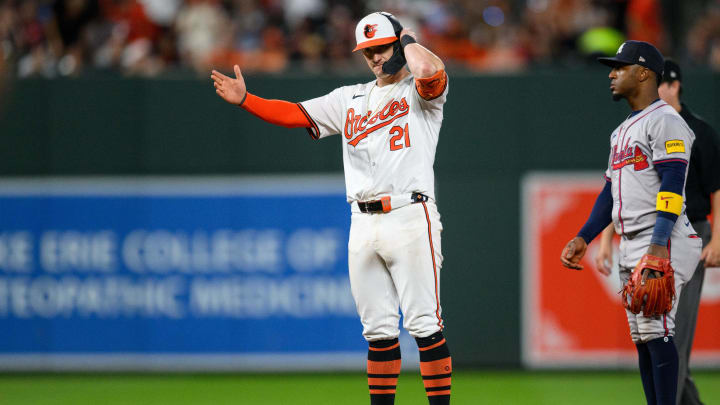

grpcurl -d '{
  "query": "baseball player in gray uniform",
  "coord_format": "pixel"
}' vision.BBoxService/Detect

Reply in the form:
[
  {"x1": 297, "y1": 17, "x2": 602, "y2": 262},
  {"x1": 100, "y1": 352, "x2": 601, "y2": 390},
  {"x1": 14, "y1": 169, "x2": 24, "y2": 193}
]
[
  {"x1": 560, "y1": 41, "x2": 702, "y2": 405},
  {"x1": 594, "y1": 59, "x2": 720, "y2": 405},
  {"x1": 211, "y1": 11, "x2": 452, "y2": 405}
]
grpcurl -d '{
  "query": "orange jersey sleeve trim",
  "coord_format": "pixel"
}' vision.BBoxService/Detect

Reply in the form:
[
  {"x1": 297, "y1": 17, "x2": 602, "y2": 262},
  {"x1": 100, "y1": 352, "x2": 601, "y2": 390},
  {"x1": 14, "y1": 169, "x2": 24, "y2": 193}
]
[
  {"x1": 415, "y1": 69, "x2": 447, "y2": 101},
  {"x1": 241, "y1": 93, "x2": 313, "y2": 129}
]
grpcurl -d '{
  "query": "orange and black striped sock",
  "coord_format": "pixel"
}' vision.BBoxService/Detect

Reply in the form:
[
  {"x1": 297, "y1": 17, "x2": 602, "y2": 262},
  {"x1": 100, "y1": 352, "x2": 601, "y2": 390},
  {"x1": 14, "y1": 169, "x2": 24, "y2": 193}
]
[
  {"x1": 416, "y1": 332, "x2": 451, "y2": 405},
  {"x1": 367, "y1": 338, "x2": 401, "y2": 405}
]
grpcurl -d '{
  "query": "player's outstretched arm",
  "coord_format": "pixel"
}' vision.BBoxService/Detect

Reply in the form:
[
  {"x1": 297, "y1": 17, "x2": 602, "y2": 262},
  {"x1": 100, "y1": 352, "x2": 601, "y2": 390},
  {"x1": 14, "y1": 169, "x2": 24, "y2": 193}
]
[
  {"x1": 210, "y1": 65, "x2": 313, "y2": 130},
  {"x1": 400, "y1": 28, "x2": 444, "y2": 78},
  {"x1": 212, "y1": 65, "x2": 247, "y2": 106},
  {"x1": 561, "y1": 237, "x2": 588, "y2": 270}
]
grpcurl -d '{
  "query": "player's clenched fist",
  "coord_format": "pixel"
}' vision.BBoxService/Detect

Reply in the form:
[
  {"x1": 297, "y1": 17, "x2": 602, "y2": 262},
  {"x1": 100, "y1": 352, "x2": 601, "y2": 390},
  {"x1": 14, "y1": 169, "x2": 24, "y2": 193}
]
[
  {"x1": 701, "y1": 238, "x2": 720, "y2": 267},
  {"x1": 399, "y1": 28, "x2": 417, "y2": 42},
  {"x1": 560, "y1": 236, "x2": 587, "y2": 270},
  {"x1": 211, "y1": 65, "x2": 247, "y2": 106}
]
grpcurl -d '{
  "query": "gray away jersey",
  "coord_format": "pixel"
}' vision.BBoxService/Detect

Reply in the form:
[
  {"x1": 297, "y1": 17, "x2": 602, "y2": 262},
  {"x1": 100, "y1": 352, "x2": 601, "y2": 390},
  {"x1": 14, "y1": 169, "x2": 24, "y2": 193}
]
[{"x1": 604, "y1": 100, "x2": 695, "y2": 235}]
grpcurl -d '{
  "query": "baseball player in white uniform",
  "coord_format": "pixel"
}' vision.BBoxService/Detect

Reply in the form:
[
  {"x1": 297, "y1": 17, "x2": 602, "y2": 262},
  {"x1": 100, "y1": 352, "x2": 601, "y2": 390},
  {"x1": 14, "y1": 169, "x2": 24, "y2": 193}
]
[
  {"x1": 560, "y1": 41, "x2": 702, "y2": 405},
  {"x1": 211, "y1": 12, "x2": 451, "y2": 405}
]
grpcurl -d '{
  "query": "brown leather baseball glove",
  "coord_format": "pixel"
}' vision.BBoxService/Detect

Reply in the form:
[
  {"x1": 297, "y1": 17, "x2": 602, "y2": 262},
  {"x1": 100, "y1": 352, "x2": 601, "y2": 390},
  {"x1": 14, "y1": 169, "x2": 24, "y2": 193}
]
[{"x1": 622, "y1": 254, "x2": 675, "y2": 316}]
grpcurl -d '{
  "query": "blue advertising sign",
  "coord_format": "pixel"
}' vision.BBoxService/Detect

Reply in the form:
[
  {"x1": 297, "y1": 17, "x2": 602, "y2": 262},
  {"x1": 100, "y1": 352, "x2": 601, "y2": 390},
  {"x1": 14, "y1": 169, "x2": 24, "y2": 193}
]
[{"x1": 0, "y1": 176, "x2": 380, "y2": 371}]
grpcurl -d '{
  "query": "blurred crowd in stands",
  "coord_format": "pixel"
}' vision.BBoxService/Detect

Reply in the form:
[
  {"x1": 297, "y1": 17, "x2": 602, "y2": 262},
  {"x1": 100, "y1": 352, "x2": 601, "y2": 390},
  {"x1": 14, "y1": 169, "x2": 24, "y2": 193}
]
[{"x1": 1, "y1": 0, "x2": 719, "y2": 77}]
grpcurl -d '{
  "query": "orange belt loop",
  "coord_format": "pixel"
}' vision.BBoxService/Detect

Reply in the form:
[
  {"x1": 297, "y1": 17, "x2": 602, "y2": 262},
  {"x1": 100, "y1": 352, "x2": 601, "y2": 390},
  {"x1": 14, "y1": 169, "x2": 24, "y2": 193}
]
[{"x1": 380, "y1": 196, "x2": 392, "y2": 213}]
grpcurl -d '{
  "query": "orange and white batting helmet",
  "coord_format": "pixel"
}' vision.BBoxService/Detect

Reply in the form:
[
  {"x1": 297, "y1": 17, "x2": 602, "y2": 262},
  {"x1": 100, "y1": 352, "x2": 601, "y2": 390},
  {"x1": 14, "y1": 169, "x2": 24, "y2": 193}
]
[{"x1": 353, "y1": 12, "x2": 403, "y2": 52}]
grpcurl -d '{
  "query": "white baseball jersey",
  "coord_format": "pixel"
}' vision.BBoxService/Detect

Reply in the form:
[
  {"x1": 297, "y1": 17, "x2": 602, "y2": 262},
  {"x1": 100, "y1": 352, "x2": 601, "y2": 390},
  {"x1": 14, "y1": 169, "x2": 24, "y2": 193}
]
[
  {"x1": 298, "y1": 74, "x2": 448, "y2": 202},
  {"x1": 604, "y1": 100, "x2": 695, "y2": 235},
  {"x1": 297, "y1": 73, "x2": 449, "y2": 341}
]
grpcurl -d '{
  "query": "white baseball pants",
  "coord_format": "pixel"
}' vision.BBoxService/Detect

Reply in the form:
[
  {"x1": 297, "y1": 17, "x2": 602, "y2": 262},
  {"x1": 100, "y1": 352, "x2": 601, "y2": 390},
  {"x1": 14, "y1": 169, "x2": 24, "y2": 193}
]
[{"x1": 348, "y1": 200, "x2": 444, "y2": 341}]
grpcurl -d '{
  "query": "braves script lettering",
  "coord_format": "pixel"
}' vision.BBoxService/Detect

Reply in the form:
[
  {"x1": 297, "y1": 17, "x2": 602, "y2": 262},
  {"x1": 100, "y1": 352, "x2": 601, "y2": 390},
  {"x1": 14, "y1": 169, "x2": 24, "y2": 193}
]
[{"x1": 611, "y1": 144, "x2": 649, "y2": 171}]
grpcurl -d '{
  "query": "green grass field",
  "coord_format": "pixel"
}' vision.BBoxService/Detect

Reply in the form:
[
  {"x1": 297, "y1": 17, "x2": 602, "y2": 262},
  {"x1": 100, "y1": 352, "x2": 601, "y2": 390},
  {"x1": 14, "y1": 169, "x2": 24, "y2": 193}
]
[{"x1": 1, "y1": 370, "x2": 719, "y2": 404}]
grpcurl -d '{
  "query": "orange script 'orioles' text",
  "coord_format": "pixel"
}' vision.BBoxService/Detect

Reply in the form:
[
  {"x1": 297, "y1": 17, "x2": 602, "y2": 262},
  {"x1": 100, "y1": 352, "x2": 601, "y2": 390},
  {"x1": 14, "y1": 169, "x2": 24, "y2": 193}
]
[{"x1": 345, "y1": 98, "x2": 410, "y2": 147}]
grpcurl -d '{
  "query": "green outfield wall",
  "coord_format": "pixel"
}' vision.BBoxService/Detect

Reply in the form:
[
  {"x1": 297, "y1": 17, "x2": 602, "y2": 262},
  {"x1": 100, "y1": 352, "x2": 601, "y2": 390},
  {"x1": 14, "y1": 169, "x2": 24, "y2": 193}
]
[{"x1": 1, "y1": 71, "x2": 718, "y2": 367}]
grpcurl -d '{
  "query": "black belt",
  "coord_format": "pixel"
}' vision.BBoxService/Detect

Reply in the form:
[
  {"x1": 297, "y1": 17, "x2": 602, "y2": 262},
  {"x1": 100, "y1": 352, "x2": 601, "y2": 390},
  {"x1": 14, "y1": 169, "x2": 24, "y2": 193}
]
[{"x1": 357, "y1": 193, "x2": 429, "y2": 213}]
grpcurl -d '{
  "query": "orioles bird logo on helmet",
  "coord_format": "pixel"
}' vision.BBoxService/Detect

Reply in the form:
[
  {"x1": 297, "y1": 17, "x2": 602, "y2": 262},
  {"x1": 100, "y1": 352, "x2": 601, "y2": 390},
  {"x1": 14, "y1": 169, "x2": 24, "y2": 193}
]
[{"x1": 364, "y1": 24, "x2": 378, "y2": 38}]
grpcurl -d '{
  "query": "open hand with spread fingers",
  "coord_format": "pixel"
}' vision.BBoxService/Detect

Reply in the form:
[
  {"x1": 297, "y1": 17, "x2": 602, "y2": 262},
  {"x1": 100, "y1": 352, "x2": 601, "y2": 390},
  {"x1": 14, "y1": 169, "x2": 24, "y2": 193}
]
[{"x1": 211, "y1": 65, "x2": 247, "y2": 106}]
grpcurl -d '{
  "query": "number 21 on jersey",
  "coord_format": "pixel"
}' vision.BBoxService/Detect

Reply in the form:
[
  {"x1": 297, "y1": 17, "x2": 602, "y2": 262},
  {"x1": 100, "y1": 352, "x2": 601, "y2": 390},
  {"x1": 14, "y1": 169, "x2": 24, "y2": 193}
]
[{"x1": 389, "y1": 124, "x2": 410, "y2": 151}]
